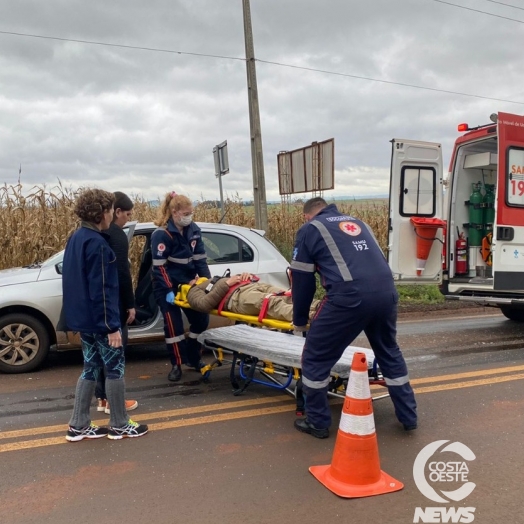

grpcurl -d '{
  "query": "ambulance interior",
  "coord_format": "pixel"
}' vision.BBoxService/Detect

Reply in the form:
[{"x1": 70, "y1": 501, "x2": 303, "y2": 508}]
[{"x1": 447, "y1": 135, "x2": 497, "y2": 285}]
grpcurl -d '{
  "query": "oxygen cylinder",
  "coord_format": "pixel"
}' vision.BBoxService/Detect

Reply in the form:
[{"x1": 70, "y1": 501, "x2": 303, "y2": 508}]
[
  {"x1": 468, "y1": 182, "x2": 483, "y2": 246},
  {"x1": 483, "y1": 184, "x2": 495, "y2": 235}
]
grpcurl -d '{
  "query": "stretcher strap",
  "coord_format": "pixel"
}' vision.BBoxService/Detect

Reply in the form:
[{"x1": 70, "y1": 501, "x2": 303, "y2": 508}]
[
  {"x1": 257, "y1": 290, "x2": 291, "y2": 323},
  {"x1": 216, "y1": 275, "x2": 260, "y2": 314}
]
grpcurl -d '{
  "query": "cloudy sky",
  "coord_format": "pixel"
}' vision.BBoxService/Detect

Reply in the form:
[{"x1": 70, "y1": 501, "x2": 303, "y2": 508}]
[{"x1": 1, "y1": 0, "x2": 523, "y2": 202}]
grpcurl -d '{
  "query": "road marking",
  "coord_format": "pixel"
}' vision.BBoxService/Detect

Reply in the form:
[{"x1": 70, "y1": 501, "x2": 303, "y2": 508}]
[
  {"x1": 414, "y1": 372, "x2": 524, "y2": 394},
  {"x1": 410, "y1": 363, "x2": 524, "y2": 385},
  {"x1": 3, "y1": 363, "x2": 524, "y2": 454},
  {"x1": 0, "y1": 404, "x2": 294, "y2": 454},
  {"x1": 0, "y1": 395, "x2": 290, "y2": 440}
]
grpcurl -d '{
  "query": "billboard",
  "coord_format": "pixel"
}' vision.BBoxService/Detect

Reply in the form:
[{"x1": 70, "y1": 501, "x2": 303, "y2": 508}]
[{"x1": 277, "y1": 138, "x2": 334, "y2": 195}]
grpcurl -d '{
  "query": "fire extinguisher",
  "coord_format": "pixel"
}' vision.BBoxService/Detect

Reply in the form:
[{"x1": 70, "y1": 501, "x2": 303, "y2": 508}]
[{"x1": 455, "y1": 228, "x2": 468, "y2": 276}]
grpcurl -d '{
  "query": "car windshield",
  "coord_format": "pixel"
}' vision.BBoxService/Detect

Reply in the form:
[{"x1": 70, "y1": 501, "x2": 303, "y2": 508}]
[{"x1": 41, "y1": 250, "x2": 64, "y2": 268}]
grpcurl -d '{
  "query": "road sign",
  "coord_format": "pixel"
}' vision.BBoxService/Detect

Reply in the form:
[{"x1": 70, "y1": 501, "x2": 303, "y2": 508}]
[{"x1": 213, "y1": 140, "x2": 229, "y2": 177}]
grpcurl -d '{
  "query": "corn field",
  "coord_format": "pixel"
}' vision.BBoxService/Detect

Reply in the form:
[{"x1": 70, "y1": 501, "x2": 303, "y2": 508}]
[{"x1": 0, "y1": 183, "x2": 389, "y2": 271}]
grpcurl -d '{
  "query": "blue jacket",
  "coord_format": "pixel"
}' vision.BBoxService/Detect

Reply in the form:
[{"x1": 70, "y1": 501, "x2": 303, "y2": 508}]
[
  {"x1": 290, "y1": 204, "x2": 395, "y2": 326},
  {"x1": 62, "y1": 223, "x2": 121, "y2": 334},
  {"x1": 151, "y1": 218, "x2": 211, "y2": 295}
]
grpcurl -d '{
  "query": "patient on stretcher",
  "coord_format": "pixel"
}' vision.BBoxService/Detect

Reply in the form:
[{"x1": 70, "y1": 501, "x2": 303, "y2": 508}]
[{"x1": 185, "y1": 273, "x2": 320, "y2": 323}]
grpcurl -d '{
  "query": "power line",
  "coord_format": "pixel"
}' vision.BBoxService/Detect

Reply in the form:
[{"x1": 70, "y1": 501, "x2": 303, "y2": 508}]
[
  {"x1": 1, "y1": 28, "x2": 523, "y2": 105},
  {"x1": 256, "y1": 59, "x2": 524, "y2": 105},
  {"x1": 483, "y1": 0, "x2": 524, "y2": 12},
  {"x1": 0, "y1": 30, "x2": 246, "y2": 62},
  {"x1": 427, "y1": 0, "x2": 524, "y2": 23}
]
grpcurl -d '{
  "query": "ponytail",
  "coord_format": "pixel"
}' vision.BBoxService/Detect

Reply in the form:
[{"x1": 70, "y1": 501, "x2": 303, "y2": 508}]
[{"x1": 154, "y1": 191, "x2": 192, "y2": 227}]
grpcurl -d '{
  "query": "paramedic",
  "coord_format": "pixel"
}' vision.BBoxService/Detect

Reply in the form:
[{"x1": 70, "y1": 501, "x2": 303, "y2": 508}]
[
  {"x1": 290, "y1": 197, "x2": 417, "y2": 439},
  {"x1": 186, "y1": 273, "x2": 320, "y2": 322},
  {"x1": 62, "y1": 188, "x2": 148, "y2": 441},
  {"x1": 151, "y1": 191, "x2": 211, "y2": 382}
]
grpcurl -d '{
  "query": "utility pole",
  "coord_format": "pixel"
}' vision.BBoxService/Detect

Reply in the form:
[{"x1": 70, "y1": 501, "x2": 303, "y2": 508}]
[{"x1": 242, "y1": 0, "x2": 268, "y2": 231}]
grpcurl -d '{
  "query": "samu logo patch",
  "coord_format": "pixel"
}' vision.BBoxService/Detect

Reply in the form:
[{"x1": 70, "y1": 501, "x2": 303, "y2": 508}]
[{"x1": 339, "y1": 222, "x2": 361, "y2": 236}]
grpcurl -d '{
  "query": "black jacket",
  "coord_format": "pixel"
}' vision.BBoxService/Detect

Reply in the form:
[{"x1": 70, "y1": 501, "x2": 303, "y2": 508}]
[{"x1": 106, "y1": 222, "x2": 135, "y2": 325}]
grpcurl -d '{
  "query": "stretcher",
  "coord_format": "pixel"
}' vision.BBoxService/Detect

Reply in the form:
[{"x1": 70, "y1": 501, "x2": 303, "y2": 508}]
[{"x1": 175, "y1": 285, "x2": 389, "y2": 413}]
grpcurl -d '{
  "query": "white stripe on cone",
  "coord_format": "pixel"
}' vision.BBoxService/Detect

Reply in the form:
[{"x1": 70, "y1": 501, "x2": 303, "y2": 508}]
[
  {"x1": 339, "y1": 412, "x2": 375, "y2": 436},
  {"x1": 346, "y1": 370, "x2": 371, "y2": 399}
]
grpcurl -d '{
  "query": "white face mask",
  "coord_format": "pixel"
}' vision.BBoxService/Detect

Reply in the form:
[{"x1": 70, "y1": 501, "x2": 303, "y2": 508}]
[{"x1": 177, "y1": 214, "x2": 193, "y2": 227}]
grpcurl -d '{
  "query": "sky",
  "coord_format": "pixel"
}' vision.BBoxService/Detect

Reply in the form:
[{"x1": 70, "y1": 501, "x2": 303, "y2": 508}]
[{"x1": 1, "y1": 0, "x2": 524, "y2": 203}]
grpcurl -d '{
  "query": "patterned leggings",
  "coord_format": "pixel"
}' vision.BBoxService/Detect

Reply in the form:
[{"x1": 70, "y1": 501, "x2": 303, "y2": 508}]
[{"x1": 80, "y1": 332, "x2": 125, "y2": 381}]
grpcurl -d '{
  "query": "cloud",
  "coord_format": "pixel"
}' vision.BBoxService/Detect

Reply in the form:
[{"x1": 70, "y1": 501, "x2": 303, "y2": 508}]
[{"x1": 0, "y1": 0, "x2": 523, "y2": 202}]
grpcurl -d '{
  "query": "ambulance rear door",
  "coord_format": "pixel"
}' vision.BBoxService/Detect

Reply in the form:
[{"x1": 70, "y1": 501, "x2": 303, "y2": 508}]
[
  {"x1": 492, "y1": 112, "x2": 524, "y2": 291},
  {"x1": 388, "y1": 139, "x2": 444, "y2": 283}
]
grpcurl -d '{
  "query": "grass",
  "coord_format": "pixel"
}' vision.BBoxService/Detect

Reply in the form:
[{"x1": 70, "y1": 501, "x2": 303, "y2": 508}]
[{"x1": 396, "y1": 284, "x2": 445, "y2": 303}]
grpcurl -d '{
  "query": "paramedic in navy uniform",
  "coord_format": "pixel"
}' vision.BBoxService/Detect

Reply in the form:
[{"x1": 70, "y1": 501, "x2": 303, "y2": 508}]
[
  {"x1": 151, "y1": 191, "x2": 211, "y2": 382},
  {"x1": 290, "y1": 197, "x2": 417, "y2": 439}
]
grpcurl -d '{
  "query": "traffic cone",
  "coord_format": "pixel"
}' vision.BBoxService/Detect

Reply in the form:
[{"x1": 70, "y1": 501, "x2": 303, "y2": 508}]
[
  {"x1": 410, "y1": 217, "x2": 446, "y2": 276},
  {"x1": 309, "y1": 352, "x2": 403, "y2": 498}
]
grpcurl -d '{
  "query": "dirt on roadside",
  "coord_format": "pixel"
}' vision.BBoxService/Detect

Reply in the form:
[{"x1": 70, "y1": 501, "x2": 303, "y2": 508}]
[{"x1": 397, "y1": 301, "x2": 501, "y2": 320}]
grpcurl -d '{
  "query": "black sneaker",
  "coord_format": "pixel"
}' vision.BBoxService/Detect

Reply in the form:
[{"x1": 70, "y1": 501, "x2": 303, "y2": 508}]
[
  {"x1": 66, "y1": 424, "x2": 109, "y2": 442},
  {"x1": 294, "y1": 418, "x2": 329, "y2": 439},
  {"x1": 403, "y1": 423, "x2": 418, "y2": 431},
  {"x1": 108, "y1": 419, "x2": 149, "y2": 440},
  {"x1": 168, "y1": 365, "x2": 182, "y2": 382}
]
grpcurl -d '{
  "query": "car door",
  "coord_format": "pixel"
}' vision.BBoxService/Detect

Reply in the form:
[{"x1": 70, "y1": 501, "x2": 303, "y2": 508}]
[{"x1": 388, "y1": 139, "x2": 444, "y2": 283}]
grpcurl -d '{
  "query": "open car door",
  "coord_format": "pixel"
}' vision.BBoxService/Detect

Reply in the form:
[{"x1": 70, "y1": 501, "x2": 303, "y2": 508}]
[
  {"x1": 492, "y1": 112, "x2": 524, "y2": 291},
  {"x1": 388, "y1": 139, "x2": 444, "y2": 283},
  {"x1": 123, "y1": 220, "x2": 138, "y2": 242}
]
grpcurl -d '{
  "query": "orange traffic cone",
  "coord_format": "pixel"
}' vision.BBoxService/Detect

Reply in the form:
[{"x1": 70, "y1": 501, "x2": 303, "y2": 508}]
[
  {"x1": 309, "y1": 352, "x2": 403, "y2": 498},
  {"x1": 410, "y1": 217, "x2": 446, "y2": 276}
]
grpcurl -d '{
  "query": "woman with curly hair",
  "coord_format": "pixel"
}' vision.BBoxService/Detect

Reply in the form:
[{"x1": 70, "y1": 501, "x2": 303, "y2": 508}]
[
  {"x1": 151, "y1": 191, "x2": 211, "y2": 382},
  {"x1": 62, "y1": 188, "x2": 148, "y2": 441}
]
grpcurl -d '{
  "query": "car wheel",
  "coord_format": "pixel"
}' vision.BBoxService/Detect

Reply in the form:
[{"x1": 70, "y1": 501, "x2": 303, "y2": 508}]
[
  {"x1": 499, "y1": 306, "x2": 524, "y2": 322},
  {"x1": 0, "y1": 313, "x2": 50, "y2": 373}
]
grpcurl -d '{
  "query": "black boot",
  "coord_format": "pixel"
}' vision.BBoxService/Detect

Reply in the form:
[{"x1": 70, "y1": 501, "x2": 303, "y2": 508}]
[
  {"x1": 294, "y1": 418, "x2": 329, "y2": 439},
  {"x1": 168, "y1": 365, "x2": 182, "y2": 382}
]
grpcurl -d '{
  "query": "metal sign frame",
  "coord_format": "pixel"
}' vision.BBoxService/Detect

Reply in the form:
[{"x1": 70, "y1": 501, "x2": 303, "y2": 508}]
[{"x1": 277, "y1": 138, "x2": 335, "y2": 195}]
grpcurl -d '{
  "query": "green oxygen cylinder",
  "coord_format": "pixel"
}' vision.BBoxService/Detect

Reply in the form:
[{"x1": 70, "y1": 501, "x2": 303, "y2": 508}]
[
  {"x1": 483, "y1": 184, "x2": 495, "y2": 235},
  {"x1": 469, "y1": 182, "x2": 483, "y2": 246}
]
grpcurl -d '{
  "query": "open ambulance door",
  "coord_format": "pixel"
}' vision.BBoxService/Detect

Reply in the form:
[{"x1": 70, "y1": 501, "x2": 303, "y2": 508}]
[
  {"x1": 492, "y1": 112, "x2": 524, "y2": 291},
  {"x1": 388, "y1": 139, "x2": 444, "y2": 283}
]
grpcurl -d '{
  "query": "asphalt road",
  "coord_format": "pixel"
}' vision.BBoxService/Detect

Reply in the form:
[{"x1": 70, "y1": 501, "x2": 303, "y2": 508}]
[{"x1": 1, "y1": 309, "x2": 523, "y2": 524}]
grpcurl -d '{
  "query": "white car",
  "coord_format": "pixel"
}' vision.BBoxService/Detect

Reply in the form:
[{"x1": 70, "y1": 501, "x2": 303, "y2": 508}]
[{"x1": 0, "y1": 222, "x2": 290, "y2": 374}]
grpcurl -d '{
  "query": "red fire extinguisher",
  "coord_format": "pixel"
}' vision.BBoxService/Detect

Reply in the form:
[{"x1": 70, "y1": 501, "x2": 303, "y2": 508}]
[{"x1": 455, "y1": 229, "x2": 468, "y2": 276}]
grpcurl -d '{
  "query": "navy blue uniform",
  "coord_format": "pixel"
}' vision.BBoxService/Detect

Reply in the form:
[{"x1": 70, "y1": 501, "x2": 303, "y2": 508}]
[
  {"x1": 151, "y1": 218, "x2": 211, "y2": 367},
  {"x1": 291, "y1": 204, "x2": 417, "y2": 429}
]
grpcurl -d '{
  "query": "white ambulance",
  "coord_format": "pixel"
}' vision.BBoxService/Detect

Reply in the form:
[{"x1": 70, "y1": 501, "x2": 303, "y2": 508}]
[{"x1": 388, "y1": 112, "x2": 524, "y2": 321}]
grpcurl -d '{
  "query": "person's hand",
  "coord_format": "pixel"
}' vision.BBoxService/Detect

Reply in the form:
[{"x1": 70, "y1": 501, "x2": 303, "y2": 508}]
[
  {"x1": 226, "y1": 273, "x2": 252, "y2": 286},
  {"x1": 292, "y1": 325, "x2": 308, "y2": 337},
  {"x1": 108, "y1": 331, "x2": 122, "y2": 348},
  {"x1": 166, "y1": 291, "x2": 175, "y2": 303},
  {"x1": 226, "y1": 274, "x2": 242, "y2": 286},
  {"x1": 126, "y1": 308, "x2": 136, "y2": 324}
]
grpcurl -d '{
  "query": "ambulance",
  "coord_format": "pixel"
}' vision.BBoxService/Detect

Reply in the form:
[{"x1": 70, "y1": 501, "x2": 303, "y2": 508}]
[{"x1": 388, "y1": 112, "x2": 524, "y2": 321}]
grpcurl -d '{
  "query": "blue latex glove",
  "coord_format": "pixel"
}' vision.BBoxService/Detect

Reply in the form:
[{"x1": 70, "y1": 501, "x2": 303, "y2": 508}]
[{"x1": 166, "y1": 291, "x2": 175, "y2": 304}]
